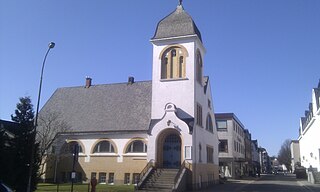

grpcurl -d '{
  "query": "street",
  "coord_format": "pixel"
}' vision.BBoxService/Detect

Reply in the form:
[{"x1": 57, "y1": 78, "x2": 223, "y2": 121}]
[{"x1": 200, "y1": 174, "x2": 320, "y2": 192}]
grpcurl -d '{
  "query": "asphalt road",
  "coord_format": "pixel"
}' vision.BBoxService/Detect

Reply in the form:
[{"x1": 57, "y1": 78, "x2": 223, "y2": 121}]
[{"x1": 197, "y1": 174, "x2": 320, "y2": 192}]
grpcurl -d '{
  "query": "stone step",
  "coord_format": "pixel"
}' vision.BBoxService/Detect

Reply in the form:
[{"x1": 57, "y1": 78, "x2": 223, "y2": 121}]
[
  {"x1": 140, "y1": 186, "x2": 173, "y2": 190},
  {"x1": 137, "y1": 168, "x2": 179, "y2": 191},
  {"x1": 146, "y1": 179, "x2": 174, "y2": 183},
  {"x1": 146, "y1": 183, "x2": 172, "y2": 185},
  {"x1": 139, "y1": 189, "x2": 171, "y2": 192}
]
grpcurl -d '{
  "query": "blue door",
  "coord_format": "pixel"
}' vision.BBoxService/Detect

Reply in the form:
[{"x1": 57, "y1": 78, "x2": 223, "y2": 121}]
[{"x1": 163, "y1": 134, "x2": 181, "y2": 168}]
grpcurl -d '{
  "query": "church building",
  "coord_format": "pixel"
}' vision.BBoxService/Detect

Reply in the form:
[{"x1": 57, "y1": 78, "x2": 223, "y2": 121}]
[{"x1": 40, "y1": 2, "x2": 220, "y2": 190}]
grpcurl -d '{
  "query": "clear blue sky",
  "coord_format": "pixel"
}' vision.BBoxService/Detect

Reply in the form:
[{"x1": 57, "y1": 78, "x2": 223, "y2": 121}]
[{"x1": 1, "y1": 0, "x2": 320, "y2": 156}]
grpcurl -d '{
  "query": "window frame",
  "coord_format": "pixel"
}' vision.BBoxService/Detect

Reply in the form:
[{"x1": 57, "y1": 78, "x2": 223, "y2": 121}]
[
  {"x1": 196, "y1": 50, "x2": 203, "y2": 85},
  {"x1": 160, "y1": 45, "x2": 188, "y2": 80},
  {"x1": 99, "y1": 172, "x2": 107, "y2": 183},
  {"x1": 124, "y1": 173, "x2": 130, "y2": 184},
  {"x1": 206, "y1": 114, "x2": 214, "y2": 132},
  {"x1": 93, "y1": 140, "x2": 115, "y2": 153},
  {"x1": 206, "y1": 146, "x2": 214, "y2": 163},
  {"x1": 132, "y1": 173, "x2": 140, "y2": 184},
  {"x1": 125, "y1": 140, "x2": 147, "y2": 153},
  {"x1": 219, "y1": 139, "x2": 228, "y2": 153},
  {"x1": 196, "y1": 103, "x2": 203, "y2": 127},
  {"x1": 108, "y1": 172, "x2": 114, "y2": 184},
  {"x1": 216, "y1": 120, "x2": 228, "y2": 132}
]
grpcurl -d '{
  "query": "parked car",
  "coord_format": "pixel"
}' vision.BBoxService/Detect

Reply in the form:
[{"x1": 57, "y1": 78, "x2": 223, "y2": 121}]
[{"x1": 0, "y1": 182, "x2": 13, "y2": 192}]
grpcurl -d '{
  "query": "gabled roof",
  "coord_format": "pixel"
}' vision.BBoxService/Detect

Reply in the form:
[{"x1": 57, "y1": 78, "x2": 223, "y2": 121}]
[
  {"x1": 0, "y1": 119, "x2": 21, "y2": 137},
  {"x1": 40, "y1": 81, "x2": 152, "y2": 132},
  {"x1": 152, "y1": 5, "x2": 202, "y2": 42}
]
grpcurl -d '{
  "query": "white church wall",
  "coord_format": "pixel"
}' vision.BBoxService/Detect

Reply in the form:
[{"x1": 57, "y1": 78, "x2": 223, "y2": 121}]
[{"x1": 299, "y1": 109, "x2": 320, "y2": 171}]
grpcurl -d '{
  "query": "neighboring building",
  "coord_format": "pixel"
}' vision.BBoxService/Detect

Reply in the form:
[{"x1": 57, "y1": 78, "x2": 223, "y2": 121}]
[
  {"x1": 0, "y1": 119, "x2": 21, "y2": 186},
  {"x1": 40, "y1": 2, "x2": 220, "y2": 190},
  {"x1": 298, "y1": 80, "x2": 320, "y2": 171},
  {"x1": 270, "y1": 157, "x2": 280, "y2": 173},
  {"x1": 258, "y1": 147, "x2": 271, "y2": 174},
  {"x1": 0, "y1": 119, "x2": 20, "y2": 141},
  {"x1": 290, "y1": 140, "x2": 300, "y2": 172},
  {"x1": 251, "y1": 140, "x2": 260, "y2": 175},
  {"x1": 244, "y1": 129, "x2": 253, "y2": 176},
  {"x1": 215, "y1": 113, "x2": 247, "y2": 178}
]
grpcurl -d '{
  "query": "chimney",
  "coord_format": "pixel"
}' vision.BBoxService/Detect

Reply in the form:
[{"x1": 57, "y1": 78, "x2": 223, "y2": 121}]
[
  {"x1": 85, "y1": 76, "x2": 92, "y2": 88},
  {"x1": 128, "y1": 76, "x2": 134, "y2": 85}
]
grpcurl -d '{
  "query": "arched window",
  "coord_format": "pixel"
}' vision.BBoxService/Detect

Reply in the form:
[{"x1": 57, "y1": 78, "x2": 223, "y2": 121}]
[
  {"x1": 206, "y1": 114, "x2": 213, "y2": 132},
  {"x1": 161, "y1": 46, "x2": 187, "y2": 79},
  {"x1": 126, "y1": 140, "x2": 147, "y2": 153},
  {"x1": 196, "y1": 50, "x2": 203, "y2": 85},
  {"x1": 93, "y1": 140, "x2": 115, "y2": 153},
  {"x1": 60, "y1": 141, "x2": 83, "y2": 154}
]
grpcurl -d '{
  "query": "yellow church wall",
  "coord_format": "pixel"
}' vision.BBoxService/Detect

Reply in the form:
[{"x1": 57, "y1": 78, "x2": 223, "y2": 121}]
[{"x1": 55, "y1": 155, "x2": 147, "y2": 185}]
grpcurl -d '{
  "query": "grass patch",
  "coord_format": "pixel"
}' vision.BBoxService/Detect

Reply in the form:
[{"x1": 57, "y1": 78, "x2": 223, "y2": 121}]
[{"x1": 36, "y1": 183, "x2": 135, "y2": 192}]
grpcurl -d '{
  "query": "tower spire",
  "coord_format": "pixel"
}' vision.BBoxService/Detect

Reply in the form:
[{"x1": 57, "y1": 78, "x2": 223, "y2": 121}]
[{"x1": 179, "y1": 0, "x2": 182, "y2": 6}]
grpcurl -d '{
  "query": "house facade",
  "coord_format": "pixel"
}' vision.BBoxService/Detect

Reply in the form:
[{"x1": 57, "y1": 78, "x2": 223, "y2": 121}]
[
  {"x1": 290, "y1": 140, "x2": 300, "y2": 172},
  {"x1": 40, "y1": 3, "x2": 219, "y2": 190},
  {"x1": 215, "y1": 113, "x2": 247, "y2": 178},
  {"x1": 298, "y1": 81, "x2": 320, "y2": 171},
  {"x1": 251, "y1": 139, "x2": 260, "y2": 175},
  {"x1": 258, "y1": 147, "x2": 271, "y2": 174},
  {"x1": 244, "y1": 129, "x2": 253, "y2": 176}
]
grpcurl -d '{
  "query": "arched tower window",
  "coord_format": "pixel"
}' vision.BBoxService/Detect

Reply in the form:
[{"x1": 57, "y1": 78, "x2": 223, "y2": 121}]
[
  {"x1": 161, "y1": 46, "x2": 187, "y2": 79},
  {"x1": 196, "y1": 50, "x2": 203, "y2": 85},
  {"x1": 93, "y1": 140, "x2": 115, "y2": 153}
]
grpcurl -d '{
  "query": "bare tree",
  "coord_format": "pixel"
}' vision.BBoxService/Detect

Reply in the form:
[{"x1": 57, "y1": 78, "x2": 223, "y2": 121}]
[
  {"x1": 277, "y1": 139, "x2": 292, "y2": 171},
  {"x1": 36, "y1": 110, "x2": 71, "y2": 179}
]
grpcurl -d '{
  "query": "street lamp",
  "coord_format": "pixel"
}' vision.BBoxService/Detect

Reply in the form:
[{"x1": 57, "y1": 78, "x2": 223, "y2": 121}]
[{"x1": 27, "y1": 42, "x2": 55, "y2": 192}]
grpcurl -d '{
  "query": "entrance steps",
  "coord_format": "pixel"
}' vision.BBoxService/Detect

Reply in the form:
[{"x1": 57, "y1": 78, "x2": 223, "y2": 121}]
[{"x1": 138, "y1": 168, "x2": 179, "y2": 191}]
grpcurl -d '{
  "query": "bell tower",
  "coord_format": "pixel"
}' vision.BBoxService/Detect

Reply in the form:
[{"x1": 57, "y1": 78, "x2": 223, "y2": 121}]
[
  {"x1": 150, "y1": 2, "x2": 206, "y2": 120},
  {"x1": 148, "y1": 3, "x2": 220, "y2": 188}
]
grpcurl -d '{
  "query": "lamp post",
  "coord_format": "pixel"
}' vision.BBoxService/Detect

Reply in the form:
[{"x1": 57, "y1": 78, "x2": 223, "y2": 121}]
[{"x1": 27, "y1": 42, "x2": 55, "y2": 192}]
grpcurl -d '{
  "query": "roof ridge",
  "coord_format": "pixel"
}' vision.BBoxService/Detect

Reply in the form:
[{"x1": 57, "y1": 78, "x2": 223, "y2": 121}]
[{"x1": 56, "y1": 80, "x2": 152, "y2": 90}]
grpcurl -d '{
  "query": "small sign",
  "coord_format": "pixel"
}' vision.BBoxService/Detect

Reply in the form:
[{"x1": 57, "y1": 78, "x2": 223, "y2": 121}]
[
  {"x1": 185, "y1": 146, "x2": 192, "y2": 159},
  {"x1": 71, "y1": 172, "x2": 76, "y2": 179}
]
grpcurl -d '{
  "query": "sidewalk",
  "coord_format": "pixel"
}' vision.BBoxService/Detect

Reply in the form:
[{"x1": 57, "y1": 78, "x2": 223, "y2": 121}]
[
  {"x1": 192, "y1": 174, "x2": 320, "y2": 192},
  {"x1": 191, "y1": 175, "x2": 261, "y2": 192},
  {"x1": 297, "y1": 179, "x2": 320, "y2": 192}
]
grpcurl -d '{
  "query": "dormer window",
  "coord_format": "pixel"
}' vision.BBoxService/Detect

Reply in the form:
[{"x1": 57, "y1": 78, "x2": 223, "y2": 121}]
[{"x1": 161, "y1": 46, "x2": 188, "y2": 80}]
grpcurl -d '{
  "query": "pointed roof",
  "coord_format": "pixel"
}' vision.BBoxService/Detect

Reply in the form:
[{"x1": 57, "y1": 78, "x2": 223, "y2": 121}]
[{"x1": 152, "y1": 4, "x2": 202, "y2": 42}]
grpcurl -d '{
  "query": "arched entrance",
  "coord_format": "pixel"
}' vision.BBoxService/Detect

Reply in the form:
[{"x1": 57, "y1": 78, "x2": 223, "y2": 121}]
[{"x1": 162, "y1": 134, "x2": 181, "y2": 168}]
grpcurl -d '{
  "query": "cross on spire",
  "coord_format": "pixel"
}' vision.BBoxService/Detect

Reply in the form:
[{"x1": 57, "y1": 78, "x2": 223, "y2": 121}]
[{"x1": 179, "y1": 0, "x2": 183, "y2": 6}]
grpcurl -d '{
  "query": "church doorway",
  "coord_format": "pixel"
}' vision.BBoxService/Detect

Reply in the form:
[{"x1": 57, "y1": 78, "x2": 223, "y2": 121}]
[{"x1": 162, "y1": 134, "x2": 181, "y2": 168}]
